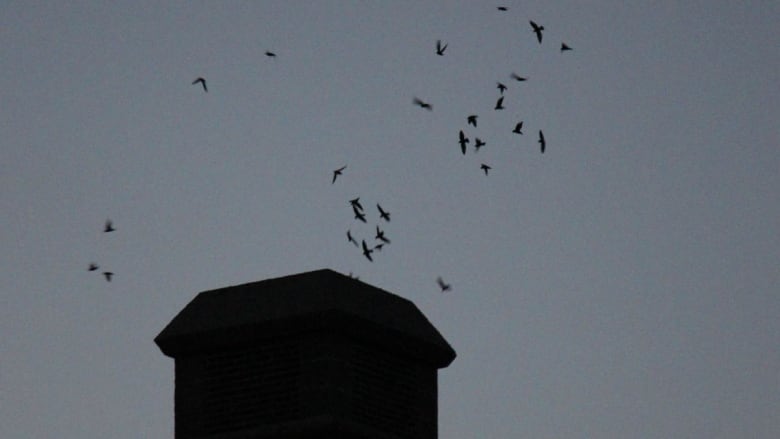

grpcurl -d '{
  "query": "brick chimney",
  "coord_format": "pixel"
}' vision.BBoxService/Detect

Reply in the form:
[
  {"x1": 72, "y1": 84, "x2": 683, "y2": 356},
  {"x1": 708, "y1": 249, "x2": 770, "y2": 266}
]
[{"x1": 155, "y1": 269, "x2": 456, "y2": 439}]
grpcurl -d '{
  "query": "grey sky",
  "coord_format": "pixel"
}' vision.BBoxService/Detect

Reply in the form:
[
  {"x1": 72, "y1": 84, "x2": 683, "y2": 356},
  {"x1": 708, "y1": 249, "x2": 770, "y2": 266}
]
[{"x1": 2, "y1": 2, "x2": 778, "y2": 438}]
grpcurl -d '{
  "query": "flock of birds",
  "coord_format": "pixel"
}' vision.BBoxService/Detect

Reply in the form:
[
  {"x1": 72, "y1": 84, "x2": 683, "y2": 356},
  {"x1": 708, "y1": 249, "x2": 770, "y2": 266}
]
[{"x1": 89, "y1": 7, "x2": 573, "y2": 293}]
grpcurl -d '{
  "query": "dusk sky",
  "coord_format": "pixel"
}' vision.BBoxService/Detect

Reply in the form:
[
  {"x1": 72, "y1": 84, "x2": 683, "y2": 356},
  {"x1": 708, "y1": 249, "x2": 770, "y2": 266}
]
[{"x1": 2, "y1": 2, "x2": 778, "y2": 438}]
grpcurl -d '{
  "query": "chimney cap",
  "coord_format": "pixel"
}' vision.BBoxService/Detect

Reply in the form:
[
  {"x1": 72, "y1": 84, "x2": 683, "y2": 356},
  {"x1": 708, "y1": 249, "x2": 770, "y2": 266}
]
[{"x1": 154, "y1": 269, "x2": 455, "y2": 367}]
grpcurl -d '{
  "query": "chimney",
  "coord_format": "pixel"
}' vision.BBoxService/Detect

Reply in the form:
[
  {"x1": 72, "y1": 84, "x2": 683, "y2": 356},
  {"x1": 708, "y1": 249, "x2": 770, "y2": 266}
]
[{"x1": 155, "y1": 269, "x2": 456, "y2": 439}]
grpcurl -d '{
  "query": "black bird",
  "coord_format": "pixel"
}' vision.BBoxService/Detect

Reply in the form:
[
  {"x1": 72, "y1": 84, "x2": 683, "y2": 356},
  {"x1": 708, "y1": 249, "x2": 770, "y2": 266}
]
[
  {"x1": 353, "y1": 208, "x2": 367, "y2": 223},
  {"x1": 332, "y1": 165, "x2": 346, "y2": 184},
  {"x1": 436, "y1": 40, "x2": 447, "y2": 56},
  {"x1": 347, "y1": 230, "x2": 358, "y2": 247},
  {"x1": 474, "y1": 138, "x2": 485, "y2": 152},
  {"x1": 103, "y1": 272, "x2": 114, "y2": 282},
  {"x1": 349, "y1": 197, "x2": 363, "y2": 211},
  {"x1": 104, "y1": 220, "x2": 115, "y2": 233},
  {"x1": 530, "y1": 20, "x2": 544, "y2": 44},
  {"x1": 497, "y1": 6, "x2": 508, "y2": 11},
  {"x1": 494, "y1": 96, "x2": 504, "y2": 110},
  {"x1": 467, "y1": 115, "x2": 478, "y2": 127},
  {"x1": 510, "y1": 72, "x2": 527, "y2": 82},
  {"x1": 436, "y1": 276, "x2": 451, "y2": 292},
  {"x1": 192, "y1": 77, "x2": 207, "y2": 92},
  {"x1": 513, "y1": 121, "x2": 523, "y2": 134},
  {"x1": 88, "y1": 263, "x2": 99, "y2": 272},
  {"x1": 497, "y1": 82, "x2": 508, "y2": 94},
  {"x1": 265, "y1": 51, "x2": 277, "y2": 57},
  {"x1": 377, "y1": 204, "x2": 391, "y2": 222},
  {"x1": 458, "y1": 130, "x2": 470, "y2": 155},
  {"x1": 374, "y1": 243, "x2": 385, "y2": 251},
  {"x1": 375, "y1": 225, "x2": 391, "y2": 244},
  {"x1": 413, "y1": 97, "x2": 433, "y2": 111},
  {"x1": 481, "y1": 163, "x2": 492, "y2": 175},
  {"x1": 561, "y1": 42, "x2": 572, "y2": 52},
  {"x1": 361, "y1": 240, "x2": 374, "y2": 262},
  {"x1": 538, "y1": 130, "x2": 546, "y2": 153}
]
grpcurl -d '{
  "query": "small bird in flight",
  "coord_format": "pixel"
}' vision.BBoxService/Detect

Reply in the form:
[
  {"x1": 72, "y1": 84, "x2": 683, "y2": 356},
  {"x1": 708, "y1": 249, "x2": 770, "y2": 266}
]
[
  {"x1": 494, "y1": 96, "x2": 504, "y2": 110},
  {"x1": 377, "y1": 204, "x2": 391, "y2": 222},
  {"x1": 104, "y1": 220, "x2": 115, "y2": 233},
  {"x1": 103, "y1": 272, "x2": 114, "y2": 282},
  {"x1": 353, "y1": 207, "x2": 367, "y2": 223},
  {"x1": 474, "y1": 138, "x2": 485, "y2": 152},
  {"x1": 467, "y1": 115, "x2": 478, "y2": 127},
  {"x1": 510, "y1": 73, "x2": 527, "y2": 82},
  {"x1": 436, "y1": 40, "x2": 448, "y2": 56},
  {"x1": 88, "y1": 263, "x2": 99, "y2": 272},
  {"x1": 436, "y1": 277, "x2": 451, "y2": 292},
  {"x1": 347, "y1": 230, "x2": 358, "y2": 247},
  {"x1": 192, "y1": 77, "x2": 207, "y2": 92},
  {"x1": 265, "y1": 51, "x2": 277, "y2": 57},
  {"x1": 480, "y1": 163, "x2": 492, "y2": 175},
  {"x1": 497, "y1": 82, "x2": 507, "y2": 94},
  {"x1": 361, "y1": 240, "x2": 374, "y2": 262},
  {"x1": 375, "y1": 226, "x2": 391, "y2": 244},
  {"x1": 373, "y1": 243, "x2": 385, "y2": 251},
  {"x1": 332, "y1": 165, "x2": 346, "y2": 184},
  {"x1": 497, "y1": 6, "x2": 508, "y2": 11},
  {"x1": 538, "y1": 130, "x2": 546, "y2": 153},
  {"x1": 458, "y1": 130, "x2": 470, "y2": 155},
  {"x1": 513, "y1": 121, "x2": 523, "y2": 134},
  {"x1": 560, "y1": 42, "x2": 572, "y2": 52},
  {"x1": 413, "y1": 97, "x2": 433, "y2": 111},
  {"x1": 349, "y1": 197, "x2": 363, "y2": 211},
  {"x1": 530, "y1": 20, "x2": 544, "y2": 44}
]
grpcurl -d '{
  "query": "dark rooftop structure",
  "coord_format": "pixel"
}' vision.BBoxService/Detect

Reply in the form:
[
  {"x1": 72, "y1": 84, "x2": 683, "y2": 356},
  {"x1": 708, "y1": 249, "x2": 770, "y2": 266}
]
[{"x1": 155, "y1": 268, "x2": 456, "y2": 439}]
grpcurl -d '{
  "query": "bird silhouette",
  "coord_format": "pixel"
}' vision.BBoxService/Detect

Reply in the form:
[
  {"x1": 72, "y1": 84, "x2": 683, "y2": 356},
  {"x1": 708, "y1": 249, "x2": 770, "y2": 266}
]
[
  {"x1": 458, "y1": 130, "x2": 470, "y2": 155},
  {"x1": 332, "y1": 165, "x2": 346, "y2": 184},
  {"x1": 413, "y1": 97, "x2": 433, "y2": 111},
  {"x1": 104, "y1": 220, "x2": 115, "y2": 233},
  {"x1": 88, "y1": 263, "x2": 99, "y2": 272},
  {"x1": 377, "y1": 204, "x2": 390, "y2": 222},
  {"x1": 361, "y1": 240, "x2": 374, "y2": 262},
  {"x1": 497, "y1": 82, "x2": 508, "y2": 94},
  {"x1": 265, "y1": 51, "x2": 277, "y2": 57},
  {"x1": 513, "y1": 121, "x2": 524, "y2": 134},
  {"x1": 347, "y1": 230, "x2": 358, "y2": 247},
  {"x1": 373, "y1": 243, "x2": 385, "y2": 251},
  {"x1": 530, "y1": 20, "x2": 544, "y2": 43},
  {"x1": 353, "y1": 207, "x2": 367, "y2": 223},
  {"x1": 436, "y1": 40, "x2": 448, "y2": 56},
  {"x1": 497, "y1": 6, "x2": 508, "y2": 11},
  {"x1": 103, "y1": 272, "x2": 114, "y2": 282},
  {"x1": 561, "y1": 42, "x2": 572, "y2": 52},
  {"x1": 192, "y1": 77, "x2": 207, "y2": 92},
  {"x1": 494, "y1": 96, "x2": 504, "y2": 110},
  {"x1": 467, "y1": 115, "x2": 478, "y2": 127},
  {"x1": 375, "y1": 225, "x2": 391, "y2": 244},
  {"x1": 437, "y1": 277, "x2": 451, "y2": 292},
  {"x1": 474, "y1": 138, "x2": 486, "y2": 152},
  {"x1": 349, "y1": 197, "x2": 363, "y2": 211},
  {"x1": 481, "y1": 163, "x2": 492, "y2": 175},
  {"x1": 538, "y1": 130, "x2": 546, "y2": 153},
  {"x1": 510, "y1": 73, "x2": 527, "y2": 82}
]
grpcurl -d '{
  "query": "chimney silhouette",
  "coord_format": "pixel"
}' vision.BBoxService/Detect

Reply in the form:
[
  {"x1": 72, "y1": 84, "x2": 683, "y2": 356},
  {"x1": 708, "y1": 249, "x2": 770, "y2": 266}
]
[{"x1": 155, "y1": 269, "x2": 456, "y2": 439}]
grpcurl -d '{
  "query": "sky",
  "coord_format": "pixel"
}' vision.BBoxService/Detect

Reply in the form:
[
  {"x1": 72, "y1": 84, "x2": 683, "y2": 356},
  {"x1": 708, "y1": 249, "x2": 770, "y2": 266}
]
[{"x1": 1, "y1": 1, "x2": 779, "y2": 438}]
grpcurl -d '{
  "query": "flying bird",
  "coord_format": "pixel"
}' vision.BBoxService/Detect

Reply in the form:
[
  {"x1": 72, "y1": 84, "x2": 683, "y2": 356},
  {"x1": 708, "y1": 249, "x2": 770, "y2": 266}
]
[
  {"x1": 530, "y1": 20, "x2": 544, "y2": 43},
  {"x1": 510, "y1": 73, "x2": 527, "y2": 82},
  {"x1": 373, "y1": 243, "x2": 385, "y2": 251},
  {"x1": 436, "y1": 277, "x2": 451, "y2": 292},
  {"x1": 102, "y1": 272, "x2": 114, "y2": 282},
  {"x1": 458, "y1": 130, "x2": 470, "y2": 155},
  {"x1": 538, "y1": 130, "x2": 546, "y2": 153},
  {"x1": 377, "y1": 204, "x2": 390, "y2": 222},
  {"x1": 88, "y1": 263, "x2": 99, "y2": 272},
  {"x1": 474, "y1": 138, "x2": 485, "y2": 152},
  {"x1": 332, "y1": 165, "x2": 346, "y2": 184},
  {"x1": 353, "y1": 208, "x2": 367, "y2": 223},
  {"x1": 494, "y1": 96, "x2": 504, "y2": 110},
  {"x1": 436, "y1": 40, "x2": 448, "y2": 56},
  {"x1": 413, "y1": 97, "x2": 433, "y2": 111},
  {"x1": 349, "y1": 197, "x2": 363, "y2": 211},
  {"x1": 347, "y1": 230, "x2": 358, "y2": 247},
  {"x1": 361, "y1": 240, "x2": 374, "y2": 262},
  {"x1": 265, "y1": 51, "x2": 277, "y2": 57},
  {"x1": 497, "y1": 6, "x2": 508, "y2": 11},
  {"x1": 497, "y1": 82, "x2": 507, "y2": 94},
  {"x1": 104, "y1": 220, "x2": 115, "y2": 233},
  {"x1": 480, "y1": 163, "x2": 492, "y2": 175},
  {"x1": 192, "y1": 77, "x2": 207, "y2": 92},
  {"x1": 467, "y1": 115, "x2": 478, "y2": 127},
  {"x1": 561, "y1": 42, "x2": 572, "y2": 52},
  {"x1": 375, "y1": 226, "x2": 391, "y2": 244},
  {"x1": 513, "y1": 121, "x2": 523, "y2": 134}
]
